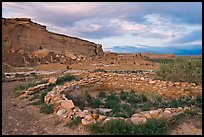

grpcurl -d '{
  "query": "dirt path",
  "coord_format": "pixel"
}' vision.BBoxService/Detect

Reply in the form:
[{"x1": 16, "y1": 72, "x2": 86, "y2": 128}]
[{"x1": 2, "y1": 81, "x2": 89, "y2": 135}]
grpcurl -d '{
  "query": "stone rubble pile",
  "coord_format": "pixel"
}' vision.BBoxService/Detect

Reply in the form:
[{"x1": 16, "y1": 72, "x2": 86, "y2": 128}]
[{"x1": 20, "y1": 73, "x2": 200, "y2": 127}]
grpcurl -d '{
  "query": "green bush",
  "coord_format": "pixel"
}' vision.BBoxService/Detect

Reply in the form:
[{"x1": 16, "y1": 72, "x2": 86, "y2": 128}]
[
  {"x1": 98, "y1": 91, "x2": 106, "y2": 98},
  {"x1": 89, "y1": 118, "x2": 167, "y2": 135},
  {"x1": 155, "y1": 57, "x2": 202, "y2": 84},
  {"x1": 29, "y1": 89, "x2": 50, "y2": 106},
  {"x1": 14, "y1": 82, "x2": 38, "y2": 91},
  {"x1": 56, "y1": 75, "x2": 76, "y2": 85},
  {"x1": 67, "y1": 116, "x2": 82, "y2": 129},
  {"x1": 120, "y1": 91, "x2": 128, "y2": 100},
  {"x1": 104, "y1": 93, "x2": 120, "y2": 109},
  {"x1": 85, "y1": 93, "x2": 101, "y2": 108},
  {"x1": 141, "y1": 102, "x2": 152, "y2": 111},
  {"x1": 195, "y1": 95, "x2": 202, "y2": 108},
  {"x1": 40, "y1": 103, "x2": 54, "y2": 114},
  {"x1": 91, "y1": 99, "x2": 101, "y2": 108}
]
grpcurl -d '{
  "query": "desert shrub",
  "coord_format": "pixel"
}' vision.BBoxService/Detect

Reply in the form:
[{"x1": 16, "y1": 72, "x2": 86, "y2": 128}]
[
  {"x1": 56, "y1": 75, "x2": 76, "y2": 85},
  {"x1": 85, "y1": 93, "x2": 101, "y2": 108},
  {"x1": 40, "y1": 103, "x2": 54, "y2": 114},
  {"x1": 115, "y1": 103, "x2": 135, "y2": 118},
  {"x1": 89, "y1": 118, "x2": 167, "y2": 135},
  {"x1": 39, "y1": 90, "x2": 50, "y2": 104},
  {"x1": 195, "y1": 95, "x2": 202, "y2": 108},
  {"x1": 67, "y1": 116, "x2": 82, "y2": 129},
  {"x1": 168, "y1": 98, "x2": 182, "y2": 108},
  {"x1": 155, "y1": 57, "x2": 202, "y2": 84},
  {"x1": 104, "y1": 93, "x2": 120, "y2": 109},
  {"x1": 141, "y1": 102, "x2": 152, "y2": 111},
  {"x1": 85, "y1": 93, "x2": 93, "y2": 104},
  {"x1": 29, "y1": 89, "x2": 50, "y2": 106},
  {"x1": 140, "y1": 93, "x2": 148, "y2": 102},
  {"x1": 183, "y1": 108, "x2": 200, "y2": 117},
  {"x1": 98, "y1": 91, "x2": 106, "y2": 98},
  {"x1": 29, "y1": 94, "x2": 40, "y2": 101},
  {"x1": 120, "y1": 91, "x2": 128, "y2": 100},
  {"x1": 14, "y1": 82, "x2": 38, "y2": 91},
  {"x1": 91, "y1": 99, "x2": 101, "y2": 108}
]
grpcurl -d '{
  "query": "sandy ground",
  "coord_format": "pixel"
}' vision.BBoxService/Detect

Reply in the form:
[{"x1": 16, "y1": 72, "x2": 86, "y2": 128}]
[{"x1": 2, "y1": 81, "x2": 89, "y2": 135}]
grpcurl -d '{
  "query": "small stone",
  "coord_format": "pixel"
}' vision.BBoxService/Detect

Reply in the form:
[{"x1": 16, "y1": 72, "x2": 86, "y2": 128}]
[
  {"x1": 82, "y1": 110, "x2": 89, "y2": 115},
  {"x1": 98, "y1": 115, "x2": 107, "y2": 121},
  {"x1": 174, "y1": 82, "x2": 181, "y2": 86},
  {"x1": 77, "y1": 111, "x2": 86, "y2": 118},
  {"x1": 161, "y1": 112, "x2": 171, "y2": 120},
  {"x1": 132, "y1": 113, "x2": 142, "y2": 117},
  {"x1": 131, "y1": 117, "x2": 144, "y2": 124},
  {"x1": 165, "y1": 108, "x2": 172, "y2": 111},
  {"x1": 61, "y1": 100, "x2": 75, "y2": 109},
  {"x1": 148, "y1": 80, "x2": 156, "y2": 84},
  {"x1": 168, "y1": 82, "x2": 174, "y2": 87},
  {"x1": 144, "y1": 113, "x2": 152, "y2": 119},
  {"x1": 81, "y1": 118, "x2": 95, "y2": 126},
  {"x1": 84, "y1": 115, "x2": 94, "y2": 121},
  {"x1": 91, "y1": 114, "x2": 99, "y2": 120},
  {"x1": 97, "y1": 108, "x2": 112, "y2": 114},
  {"x1": 140, "y1": 77, "x2": 145, "y2": 81},
  {"x1": 56, "y1": 109, "x2": 67, "y2": 116},
  {"x1": 190, "y1": 83, "x2": 196, "y2": 86},
  {"x1": 184, "y1": 107, "x2": 190, "y2": 111},
  {"x1": 150, "y1": 110, "x2": 159, "y2": 115},
  {"x1": 164, "y1": 110, "x2": 171, "y2": 114},
  {"x1": 48, "y1": 77, "x2": 57, "y2": 84}
]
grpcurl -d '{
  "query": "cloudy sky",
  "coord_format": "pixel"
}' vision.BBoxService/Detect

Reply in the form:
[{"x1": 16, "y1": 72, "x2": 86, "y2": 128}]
[{"x1": 2, "y1": 2, "x2": 202, "y2": 55}]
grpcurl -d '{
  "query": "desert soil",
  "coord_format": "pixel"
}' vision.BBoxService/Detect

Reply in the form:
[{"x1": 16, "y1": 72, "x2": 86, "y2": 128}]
[
  {"x1": 2, "y1": 81, "x2": 202, "y2": 135},
  {"x1": 2, "y1": 81, "x2": 89, "y2": 135}
]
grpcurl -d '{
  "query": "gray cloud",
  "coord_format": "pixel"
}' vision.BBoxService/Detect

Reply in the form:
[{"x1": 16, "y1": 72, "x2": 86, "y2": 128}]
[{"x1": 2, "y1": 2, "x2": 202, "y2": 49}]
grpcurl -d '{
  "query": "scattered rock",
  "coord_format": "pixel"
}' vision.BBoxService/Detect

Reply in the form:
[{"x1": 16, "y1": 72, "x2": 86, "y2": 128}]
[
  {"x1": 150, "y1": 110, "x2": 159, "y2": 116},
  {"x1": 164, "y1": 110, "x2": 171, "y2": 114},
  {"x1": 168, "y1": 82, "x2": 174, "y2": 87},
  {"x1": 174, "y1": 82, "x2": 181, "y2": 86},
  {"x1": 144, "y1": 113, "x2": 152, "y2": 119},
  {"x1": 140, "y1": 77, "x2": 145, "y2": 81},
  {"x1": 25, "y1": 83, "x2": 49, "y2": 95},
  {"x1": 161, "y1": 112, "x2": 171, "y2": 120},
  {"x1": 98, "y1": 115, "x2": 107, "y2": 121},
  {"x1": 48, "y1": 77, "x2": 57, "y2": 84},
  {"x1": 82, "y1": 110, "x2": 89, "y2": 115},
  {"x1": 81, "y1": 118, "x2": 95, "y2": 126},
  {"x1": 61, "y1": 100, "x2": 75, "y2": 109},
  {"x1": 97, "y1": 108, "x2": 112, "y2": 114},
  {"x1": 91, "y1": 114, "x2": 99, "y2": 120},
  {"x1": 131, "y1": 116, "x2": 146, "y2": 124},
  {"x1": 132, "y1": 113, "x2": 142, "y2": 118},
  {"x1": 56, "y1": 109, "x2": 67, "y2": 116},
  {"x1": 148, "y1": 80, "x2": 156, "y2": 84},
  {"x1": 84, "y1": 115, "x2": 94, "y2": 121}
]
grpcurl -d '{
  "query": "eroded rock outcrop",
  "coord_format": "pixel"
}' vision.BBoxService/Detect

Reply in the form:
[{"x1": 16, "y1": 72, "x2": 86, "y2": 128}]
[{"x1": 2, "y1": 18, "x2": 104, "y2": 68}]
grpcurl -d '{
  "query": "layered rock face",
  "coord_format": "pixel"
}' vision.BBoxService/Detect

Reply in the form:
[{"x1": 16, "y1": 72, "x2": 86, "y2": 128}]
[{"x1": 2, "y1": 18, "x2": 104, "y2": 67}]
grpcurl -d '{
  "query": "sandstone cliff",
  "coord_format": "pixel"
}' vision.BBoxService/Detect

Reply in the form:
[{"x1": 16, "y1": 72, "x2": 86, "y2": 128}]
[{"x1": 2, "y1": 18, "x2": 104, "y2": 67}]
